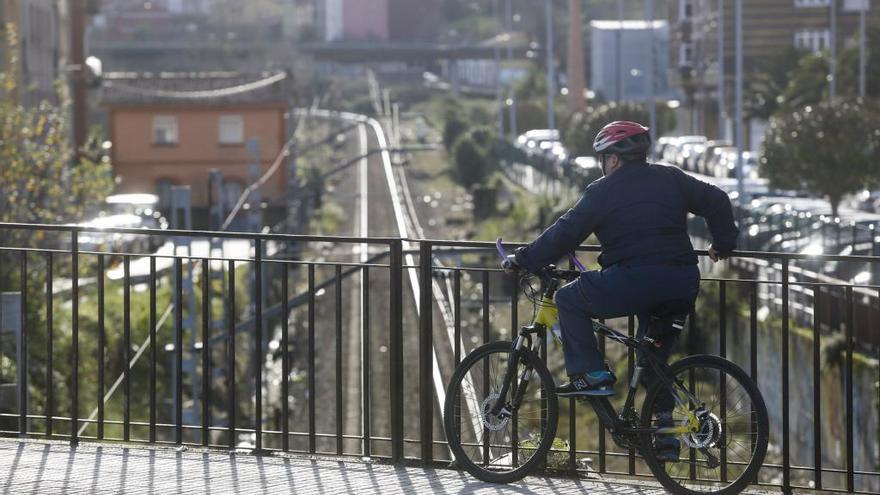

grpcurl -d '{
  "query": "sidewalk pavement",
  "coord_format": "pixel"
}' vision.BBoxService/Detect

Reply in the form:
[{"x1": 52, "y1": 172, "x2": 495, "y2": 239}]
[{"x1": 0, "y1": 439, "x2": 704, "y2": 494}]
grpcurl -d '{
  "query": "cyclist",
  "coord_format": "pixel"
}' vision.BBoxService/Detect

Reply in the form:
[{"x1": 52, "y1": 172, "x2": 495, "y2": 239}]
[{"x1": 502, "y1": 121, "x2": 738, "y2": 460}]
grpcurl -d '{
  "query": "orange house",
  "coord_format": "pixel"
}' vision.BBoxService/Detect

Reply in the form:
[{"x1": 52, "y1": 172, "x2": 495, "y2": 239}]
[{"x1": 103, "y1": 71, "x2": 290, "y2": 210}]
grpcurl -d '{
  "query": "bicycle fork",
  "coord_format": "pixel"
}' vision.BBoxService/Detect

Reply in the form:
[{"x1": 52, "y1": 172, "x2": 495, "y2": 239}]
[{"x1": 489, "y1": 337, "x2": 534, "y2": 418}]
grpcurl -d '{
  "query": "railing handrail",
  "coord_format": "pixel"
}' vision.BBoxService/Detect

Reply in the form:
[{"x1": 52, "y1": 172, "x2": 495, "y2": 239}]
[
  {"x1": 3, "y1": 222, "x2": 879, "y2": 264},
  {"x1": 0, "y1": 222, "x2": 399, "y2": 245}
]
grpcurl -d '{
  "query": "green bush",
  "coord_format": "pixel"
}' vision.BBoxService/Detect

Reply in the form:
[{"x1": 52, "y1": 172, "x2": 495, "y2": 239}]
[
  {"x1": 451, "y1": 126, "x2": 497, "y2": 188},
  {"x1": 443, "y1": 111, "x2": 470, "y2": 151}
]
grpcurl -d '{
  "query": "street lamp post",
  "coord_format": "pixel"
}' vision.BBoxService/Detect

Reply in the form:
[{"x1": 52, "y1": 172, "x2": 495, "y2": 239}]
[
  {"x1": 859, "y1": 0, "x2": 868, "y2": 97},
  {"x1": 616, "y1": 1, "x2": 624, "y2": 102},
  {"x1": 734, "y1": 0, "x2": 744, "y2": 200},
  {"x1": 546, "y1": 0, "x2": 556, "y2": 130},
  {"x1": 717, "y1": 0, "x2": 725, "y2": 140},
  {"x1": 830, "y1": 0, "x2": 837, "y2": 103},
  {"x1": 646, "y1": 0, "x2": 656, "y2": 158}
]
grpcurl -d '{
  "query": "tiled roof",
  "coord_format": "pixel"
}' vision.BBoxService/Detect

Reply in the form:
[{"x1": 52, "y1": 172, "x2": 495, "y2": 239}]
[{"x1": 101, "y1": 71, "x2": 289, "y2": 106}]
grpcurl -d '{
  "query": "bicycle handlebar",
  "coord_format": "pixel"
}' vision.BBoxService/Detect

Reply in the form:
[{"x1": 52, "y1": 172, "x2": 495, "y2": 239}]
[{"x1": 496, "y1": 237, "x2": 583, "y2": 281}]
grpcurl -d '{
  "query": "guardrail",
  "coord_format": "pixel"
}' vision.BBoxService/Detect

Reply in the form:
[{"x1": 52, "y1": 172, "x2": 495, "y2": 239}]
[{"x1": 0, "y1": 222, "x2": 876, "y2": 494}]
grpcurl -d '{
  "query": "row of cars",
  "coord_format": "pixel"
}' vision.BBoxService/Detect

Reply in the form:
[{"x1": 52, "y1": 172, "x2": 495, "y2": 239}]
[
  {"x1": 655, "y1": 136, "x2": 760, "y2": 180},
  {"x1": 506, "y1": 129, "x2": 879, "y2": 279},
  {"x1": 511, "y1": 129, "x2": 601, "y2": 186},
  {"x1": 511, "y1": 130, "x2": 759, "y2": 186}
]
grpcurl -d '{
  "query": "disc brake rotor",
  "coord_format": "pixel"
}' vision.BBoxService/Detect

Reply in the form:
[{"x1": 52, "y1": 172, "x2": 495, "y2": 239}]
[
  {"x1": 481, "y1": 393, "x2": 510, "y2": 431},
  {"x1": 683, "y1": 412, "x2": 722, "y2": 449}
]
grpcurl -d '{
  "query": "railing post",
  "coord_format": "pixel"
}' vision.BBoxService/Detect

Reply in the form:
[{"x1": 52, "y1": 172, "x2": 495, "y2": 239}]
[
  {"x1": 70, "y1": 230, "x2": 79, "y2": 445},
  {"x1": 845, "y1": 285, "x2": 855, "y2": 493},
  {"x1": 19, "y1": 250, "x2": 27, "y2": 437},
  {"x1": 174, "y1": 258, "x2": 183, "y2": 445},
  {"x1": 781, "y1": 258, "x2": 790, "y2": 492},
  {"x1": 254, "y1": 238, "x2": 263, "y2": 452},
  {"x1": 419, "y1": 241, "x2": 434, "y2": 464},
  {"x1": 389, "y1": 239, "x2": 404, "y2": 463}
]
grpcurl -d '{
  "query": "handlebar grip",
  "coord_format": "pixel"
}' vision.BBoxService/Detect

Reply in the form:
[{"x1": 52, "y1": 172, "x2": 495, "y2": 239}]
[{"x1": 567, "y1": 253, "x2": 587, "y2": 272}]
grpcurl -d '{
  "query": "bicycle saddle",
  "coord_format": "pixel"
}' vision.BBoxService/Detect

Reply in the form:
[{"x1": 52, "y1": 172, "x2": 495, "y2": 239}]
[{"x1": 648, "y1": 298, "x2": 694, "y2": 318}]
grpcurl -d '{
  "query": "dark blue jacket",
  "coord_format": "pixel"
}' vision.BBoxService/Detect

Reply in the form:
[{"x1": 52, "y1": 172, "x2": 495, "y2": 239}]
[{"x1": 515, "y1": 162, "x2": 738, "y2": 271}]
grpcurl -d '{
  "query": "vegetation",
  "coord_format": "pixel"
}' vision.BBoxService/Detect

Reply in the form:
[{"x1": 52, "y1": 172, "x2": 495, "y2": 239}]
[
  {"x1": 451, "y1": 126, "x2": 497, "y2": 188},
  {"x1": 760, "y1": 100, "x2": 880, "y2": 216},
  {"x1": 0, "y1": 26, "x2": 112, "y2": 233},
  {"x1": 748, "y1": 25, "x2": 880, "y2": 120}
]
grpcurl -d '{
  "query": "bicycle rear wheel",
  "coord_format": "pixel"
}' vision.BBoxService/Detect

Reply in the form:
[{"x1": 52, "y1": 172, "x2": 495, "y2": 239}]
[
  {"x1": 640, "y1": 355, "x2": 769, "y2": 495},
  {"x1": 443, "y1": 341, "x2": 558, "y2": 484}
]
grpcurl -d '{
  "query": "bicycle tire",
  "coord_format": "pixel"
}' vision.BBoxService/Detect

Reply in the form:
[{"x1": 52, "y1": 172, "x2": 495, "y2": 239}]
[
  {"x1": 444, "y1": 341, "x2": 559, "y2": 484},
  {"x1": 640, "y1": 354, "x2": 769, "y2": 495}
]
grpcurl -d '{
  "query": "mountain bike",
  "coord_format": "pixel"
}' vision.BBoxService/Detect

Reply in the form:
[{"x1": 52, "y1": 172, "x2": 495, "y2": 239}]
[{"x1": 443, "y1": 239, "x2": 769, "y2": 495}]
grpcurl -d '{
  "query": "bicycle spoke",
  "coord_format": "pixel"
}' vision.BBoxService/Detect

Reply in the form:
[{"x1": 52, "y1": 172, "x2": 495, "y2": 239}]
[
  {"x1": 446, "y1": 343, "x2": 556, "y2": 479},
  {"x1": 644, "y1": 358, "x2": 767, "y2": 494}
]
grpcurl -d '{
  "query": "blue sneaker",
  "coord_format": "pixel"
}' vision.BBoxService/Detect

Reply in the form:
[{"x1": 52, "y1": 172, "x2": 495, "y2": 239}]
[
  {"x1": 654, "y1": 412, "x2": 681, "y2": 462},
  {"x1": 556, "y1": 370, "x2": 616, "y2": 397}
]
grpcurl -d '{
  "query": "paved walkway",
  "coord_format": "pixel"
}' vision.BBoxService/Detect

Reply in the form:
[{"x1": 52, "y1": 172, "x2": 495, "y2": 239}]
[{"x1": 0, "y1": 440, "x2": 678, "y2": 494}]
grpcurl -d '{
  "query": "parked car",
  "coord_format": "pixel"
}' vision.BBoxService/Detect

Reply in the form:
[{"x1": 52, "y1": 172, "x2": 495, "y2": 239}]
[
  {"x1": 566, "y1": 156, "x2": 601, "y2": 186},
  {"x1": 660, "y1": 135, "x2": 707, "y2": 169},
  {"x1": 693, "y1": 140, "x2": 732, "y2": 175},
  {"x1": 714, "y1": 150, "x2": 760, "y2": 179},
  {"x1": 516, "y1": 129, "x2": 560, "y2": 154}
]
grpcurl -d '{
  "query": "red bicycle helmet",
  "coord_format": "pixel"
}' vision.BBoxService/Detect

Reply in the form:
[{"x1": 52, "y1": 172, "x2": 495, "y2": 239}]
[{"x1": 593, "y1": 121, "x2": 651, "y2": 155}]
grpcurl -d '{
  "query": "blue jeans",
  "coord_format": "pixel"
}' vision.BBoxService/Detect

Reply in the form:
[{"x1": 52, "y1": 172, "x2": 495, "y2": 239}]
[{"x1": 553, "y1": 263, "x2": 700, "y2": 378}]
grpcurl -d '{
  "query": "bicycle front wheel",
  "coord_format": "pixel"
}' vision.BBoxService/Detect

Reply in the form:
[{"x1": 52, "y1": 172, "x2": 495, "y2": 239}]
[
  {"x1": 443, "y1": 341, "x2": 558, "y2": 484},
  {"x1": 640, "y1": 355, "x2": 769, "y2": 495}
]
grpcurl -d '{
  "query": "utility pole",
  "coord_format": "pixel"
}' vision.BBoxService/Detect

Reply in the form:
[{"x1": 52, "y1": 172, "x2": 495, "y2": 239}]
[
  {"x1": 69, "y1": 0, "x2": 88, "y2": 156},
  {"x1": 566, "y1": 0, "x2": 587, "y2": 112},
  {"x1": 505, "y1": 0, "x2": 514, "y2": 61},
  {"x1": 830, "y1": 0, "x2": 837, "y2": 104},
  {"x1": 859, "y1": 0, "x2": 867, "y2": 98},
  {"x1": 545, "y1": 0, "x2": 556, "y2": 130},
  {"x1": 646, "y1": 0, "x2": 656, "y2": 158},
  {"x1": 717, "y1": 0, "x2": 725, "y2": 140},
  {"x1": 734, "y1": 0, "x2": 744, "y2": 200},
  {"x1": 495, "y1": 0, "x2": 504, "y2": 136},
  {"x1": 508, "y1": 89, "x2": 518, "y2": 140}
]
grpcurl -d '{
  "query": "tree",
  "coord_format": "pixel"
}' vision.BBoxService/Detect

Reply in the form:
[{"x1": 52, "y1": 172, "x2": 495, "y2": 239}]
[
  {"x1": 778, "y1": 53, "x2": 829, "y2": 114},
  {"x1": 0, "y1": 26, "x2": 112, "y2": 232},
  {"x1": 443, "y1": 109, "x2": 470, "y2": 151},
  {"x1": 451, "y1": 126, "x2": 497, "y2": 188},
  {"x1": 760, "y1": 100, "x2": 880, "y2": 216},
  {"x1": 562, "y1": 101, "x2": 675, "y2": 158},
  {"x1": 837, "y1": 25, "x2": 880, "y2": 100},
  {"x1": 744, "y1": 45, "x2": 805, "y2": 120}
]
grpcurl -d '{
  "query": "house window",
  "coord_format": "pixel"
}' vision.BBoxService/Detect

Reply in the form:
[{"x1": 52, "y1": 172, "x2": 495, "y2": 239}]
[
  {"x1": 794, "y1": 0, "x2": 830, "y2": 7},
  {"x1": 794, "y1": 29, "x2": 831, "y2": 52},
  {"x1": 152, "y1": 115, "x2": 178, "y2": 145},
  {"x1": 218, "y1": 115, "x2": 244, "y2": 145}
]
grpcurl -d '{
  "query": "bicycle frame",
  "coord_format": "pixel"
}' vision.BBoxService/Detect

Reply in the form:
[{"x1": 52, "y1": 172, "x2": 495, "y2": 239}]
[
  {"x1": 491, "y1": 238, "x2": 701, "y2": 440},
  {"x1": 502, "y1": 283, "x2": 701, "y2": 442}
]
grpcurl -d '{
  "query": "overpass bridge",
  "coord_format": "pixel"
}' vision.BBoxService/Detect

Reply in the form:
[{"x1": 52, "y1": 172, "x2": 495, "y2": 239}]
[{"x1": 0, "y1": 222, "x2": 876, "y2": 494}]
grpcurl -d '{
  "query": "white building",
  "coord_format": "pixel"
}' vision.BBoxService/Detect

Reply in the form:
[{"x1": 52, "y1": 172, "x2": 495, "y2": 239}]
[{"x1": 590, "y1": 19, "x2": 673, "y2": 102}]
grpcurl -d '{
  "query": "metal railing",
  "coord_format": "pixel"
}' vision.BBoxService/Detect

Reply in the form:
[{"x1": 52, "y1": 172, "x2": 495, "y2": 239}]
[{"x1": 0, "y1": 222, "x2": 877, "y2": 494}]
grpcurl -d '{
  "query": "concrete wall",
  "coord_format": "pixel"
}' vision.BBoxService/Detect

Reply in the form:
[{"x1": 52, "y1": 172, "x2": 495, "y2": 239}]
[{"x1": 109, "y1": 104, "x2": 287, "y2": 207}]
